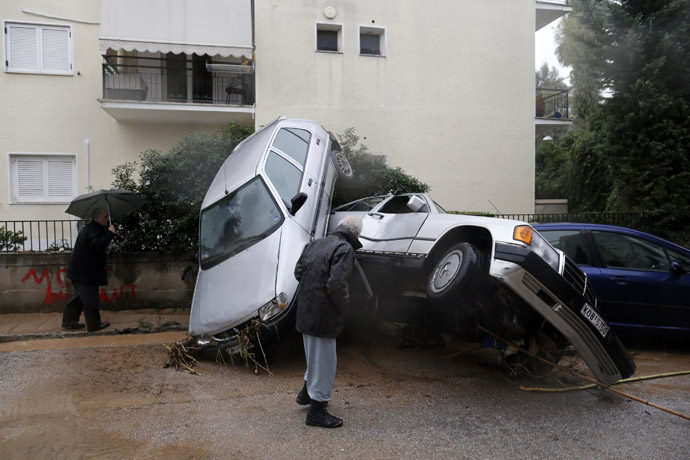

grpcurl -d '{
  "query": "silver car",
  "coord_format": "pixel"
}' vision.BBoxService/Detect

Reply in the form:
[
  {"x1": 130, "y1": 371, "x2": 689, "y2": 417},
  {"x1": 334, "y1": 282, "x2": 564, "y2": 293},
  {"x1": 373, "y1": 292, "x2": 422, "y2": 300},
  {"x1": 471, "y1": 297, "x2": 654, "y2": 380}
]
[
  {"x1": 330, "y1": 192, "x2": 636, "y2": 384},
  {"x1": 189, "y1": 117, "x2": 352, "y2": 343}
]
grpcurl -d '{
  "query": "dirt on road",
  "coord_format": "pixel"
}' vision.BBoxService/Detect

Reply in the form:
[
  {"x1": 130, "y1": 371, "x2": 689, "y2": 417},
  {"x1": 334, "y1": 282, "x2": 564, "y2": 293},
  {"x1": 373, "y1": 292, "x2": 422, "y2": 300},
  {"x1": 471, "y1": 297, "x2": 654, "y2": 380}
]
[{"x1": 0, "y1": 327, "x2": 689, "y2": 460}]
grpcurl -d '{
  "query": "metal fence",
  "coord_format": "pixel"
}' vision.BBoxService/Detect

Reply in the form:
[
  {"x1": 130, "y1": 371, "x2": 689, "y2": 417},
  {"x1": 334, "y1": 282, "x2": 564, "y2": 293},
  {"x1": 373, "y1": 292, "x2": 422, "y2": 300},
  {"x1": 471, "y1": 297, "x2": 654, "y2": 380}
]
[{"x1": 1, "y1": 220, "x2": 85, "y2": 253}]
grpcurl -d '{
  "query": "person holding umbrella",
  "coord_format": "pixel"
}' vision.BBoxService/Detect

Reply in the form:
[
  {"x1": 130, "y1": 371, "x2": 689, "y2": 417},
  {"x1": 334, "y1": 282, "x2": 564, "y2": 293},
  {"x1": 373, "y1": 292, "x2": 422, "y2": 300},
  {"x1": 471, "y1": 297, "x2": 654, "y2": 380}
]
[
  {"x1": 61, "y1": 207, "x2": 118, "y2": 332},
  {"x1": 62, "y1": 189, "x2": 143, "y2": 331}
]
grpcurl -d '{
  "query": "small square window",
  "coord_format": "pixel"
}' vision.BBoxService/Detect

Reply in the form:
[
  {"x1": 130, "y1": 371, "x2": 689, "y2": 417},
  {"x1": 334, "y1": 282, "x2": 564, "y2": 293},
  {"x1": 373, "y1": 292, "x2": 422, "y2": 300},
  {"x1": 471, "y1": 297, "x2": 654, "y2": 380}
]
[
  {"x1": 359, "y1": 26, "x2": 386, "y2": 57},
  {"x1": 316, "y1": 23, "x2": 342, "y2": 53}
]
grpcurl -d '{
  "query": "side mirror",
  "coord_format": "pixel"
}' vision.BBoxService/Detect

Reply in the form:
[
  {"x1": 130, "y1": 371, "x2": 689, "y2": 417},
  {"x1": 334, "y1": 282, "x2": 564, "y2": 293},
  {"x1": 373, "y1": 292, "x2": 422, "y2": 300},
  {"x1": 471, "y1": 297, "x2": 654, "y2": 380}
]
[
  {"x1": 407, "y1": 195, "x2": 426, "y2": 212},
  {"x1": 671, "y1": 261, "x2": 685, "y2": 276},
  {"x1": 290, "y1": 192, "x2": 308, "y2": 215}
]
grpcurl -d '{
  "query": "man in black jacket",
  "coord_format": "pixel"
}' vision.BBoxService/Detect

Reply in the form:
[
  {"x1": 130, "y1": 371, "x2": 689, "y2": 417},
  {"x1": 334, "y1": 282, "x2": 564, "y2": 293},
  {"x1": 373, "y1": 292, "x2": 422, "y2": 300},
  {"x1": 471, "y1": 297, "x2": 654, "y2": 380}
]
[
  {"x1": 294, "y1": 216, "x2": 363, "y2": 428},
  {"x1": 61, "y1": 207, "x2": 117, "y2": 332}
]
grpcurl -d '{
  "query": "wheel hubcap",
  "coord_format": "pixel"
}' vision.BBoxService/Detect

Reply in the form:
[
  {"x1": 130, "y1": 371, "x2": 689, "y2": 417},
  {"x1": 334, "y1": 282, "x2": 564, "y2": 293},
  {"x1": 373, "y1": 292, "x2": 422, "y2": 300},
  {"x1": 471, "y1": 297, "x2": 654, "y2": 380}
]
[{"x1": 431, "y1": 250, "x2": 463, "y2": 292}]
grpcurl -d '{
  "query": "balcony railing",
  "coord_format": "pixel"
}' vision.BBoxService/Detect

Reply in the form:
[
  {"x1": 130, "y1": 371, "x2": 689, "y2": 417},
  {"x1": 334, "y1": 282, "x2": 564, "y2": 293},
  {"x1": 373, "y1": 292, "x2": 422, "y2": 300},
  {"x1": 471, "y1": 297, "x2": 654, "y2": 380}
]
[
  {"x1": 536, "y1": 87, "x2": 569, "y2": 119},
  {"x1": 101, "y1": 55, "x2": 255, "y2": 106},
  {"x1": 1, "y1": 220, "x2": 85, "y2": 253}
]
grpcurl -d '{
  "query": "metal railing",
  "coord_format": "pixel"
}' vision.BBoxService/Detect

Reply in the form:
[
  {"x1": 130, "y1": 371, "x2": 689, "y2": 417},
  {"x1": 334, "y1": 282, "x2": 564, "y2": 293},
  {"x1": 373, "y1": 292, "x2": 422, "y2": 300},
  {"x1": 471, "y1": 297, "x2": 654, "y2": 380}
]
[
  {"x1": 1, "y1": 220, "x2": 85, "y2": 253},
  {"x1": 536, "y1": 0, "x2": 570, "y2": 5},
  {"x1": 101, "y1": 54, "x2": 255, "y2": 106},
  {"x1": 536, "y1": 87, "x2": 569, "y2": 119}
]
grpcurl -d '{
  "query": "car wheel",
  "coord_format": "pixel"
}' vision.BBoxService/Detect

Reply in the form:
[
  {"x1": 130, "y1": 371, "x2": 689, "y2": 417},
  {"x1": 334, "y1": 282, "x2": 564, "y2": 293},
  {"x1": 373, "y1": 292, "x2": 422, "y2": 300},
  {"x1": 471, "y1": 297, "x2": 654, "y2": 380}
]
[
  {"x1": 427, "y1": 242, "x2": 482, "y2": 304},
  {"x1": 331, "y1": 150, "x2": 354, "y2": 180}
]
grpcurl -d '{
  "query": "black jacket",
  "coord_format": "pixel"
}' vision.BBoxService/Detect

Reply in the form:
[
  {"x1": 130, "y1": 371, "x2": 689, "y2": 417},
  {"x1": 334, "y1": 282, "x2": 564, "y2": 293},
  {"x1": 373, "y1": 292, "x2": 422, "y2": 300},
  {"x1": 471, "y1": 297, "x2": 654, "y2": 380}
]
[
  {"x1": 67, "y1": 221, "x2": 115, "y2": 286},
  {"x1": 294, "y1": 228, "x2": 362, "y2": 338}
]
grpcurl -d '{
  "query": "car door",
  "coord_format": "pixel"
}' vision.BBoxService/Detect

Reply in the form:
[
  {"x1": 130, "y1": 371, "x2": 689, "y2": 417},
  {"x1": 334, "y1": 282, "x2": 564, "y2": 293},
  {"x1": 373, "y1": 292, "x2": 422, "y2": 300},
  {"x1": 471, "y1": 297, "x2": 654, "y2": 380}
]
[
  {"x1": 361, "y1": 195, "x2": 429, "y2": 252},
  {"x1": 589, "y1": 229, "x2": 690, "y2": 332}
]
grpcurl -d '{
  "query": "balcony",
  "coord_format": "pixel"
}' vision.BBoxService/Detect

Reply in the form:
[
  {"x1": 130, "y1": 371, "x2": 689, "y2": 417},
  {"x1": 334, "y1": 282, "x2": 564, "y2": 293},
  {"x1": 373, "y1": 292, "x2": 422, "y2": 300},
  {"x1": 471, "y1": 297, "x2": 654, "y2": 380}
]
[
  {"x1": 536, "y1": 0, "x2": 571, "y2": 31},
  {"x1": 536, "y1": 87, "x2": 572, "y2": 134},
  {"x1": 100, "y1": 54, "x2": 255, "y2": 126}
]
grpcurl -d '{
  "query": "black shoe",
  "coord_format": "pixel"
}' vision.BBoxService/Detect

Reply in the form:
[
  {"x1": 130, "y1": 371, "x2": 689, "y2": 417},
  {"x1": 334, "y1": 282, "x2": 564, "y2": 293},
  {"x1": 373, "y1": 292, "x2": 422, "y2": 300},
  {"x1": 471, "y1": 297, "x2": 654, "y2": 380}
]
[
  {"x1": 296, "y1": 382, "x2": 311, "y2": 405},
  {"x1": 62, "y1": 323, "x2": 85, "y2": 330},
  {"x1": 306, "y1": 401, "x2": 343, "y2": 428},
  {"x1": 87, "y1": 322, "x2": 110, "y2": 332}
]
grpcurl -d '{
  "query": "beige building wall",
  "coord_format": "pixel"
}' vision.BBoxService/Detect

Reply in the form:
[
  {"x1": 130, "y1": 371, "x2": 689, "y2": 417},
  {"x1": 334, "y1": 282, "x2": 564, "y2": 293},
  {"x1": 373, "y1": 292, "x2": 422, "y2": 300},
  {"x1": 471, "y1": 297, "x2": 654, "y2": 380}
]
[
  {"x1": 0, "y1": 0, "x2": 218, "y2": 222},
  {"x1": 254, "y1": 0, "x2": 536, "y2": 213}
]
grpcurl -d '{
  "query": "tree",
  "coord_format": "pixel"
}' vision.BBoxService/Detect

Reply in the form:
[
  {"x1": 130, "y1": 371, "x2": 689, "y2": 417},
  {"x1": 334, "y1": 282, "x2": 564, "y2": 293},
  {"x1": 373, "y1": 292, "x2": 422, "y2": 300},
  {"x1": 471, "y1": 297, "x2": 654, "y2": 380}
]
[
  {"x1": 110, "y1": 123, "x2": 254, "y2": 252},
  {"x1": 333, "y1": 128, "x2": 429, "y2": 206},
  {"x1": 544, "y1": 0, "x2": 690, "y2": 237}
]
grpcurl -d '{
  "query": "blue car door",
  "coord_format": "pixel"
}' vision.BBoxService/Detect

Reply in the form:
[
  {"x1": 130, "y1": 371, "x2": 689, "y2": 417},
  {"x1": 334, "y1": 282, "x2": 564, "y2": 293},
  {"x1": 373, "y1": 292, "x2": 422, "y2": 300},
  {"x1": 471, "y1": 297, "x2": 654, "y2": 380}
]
[{"x1": 590, "y1": 230, "x2": 690, "y2": 332}]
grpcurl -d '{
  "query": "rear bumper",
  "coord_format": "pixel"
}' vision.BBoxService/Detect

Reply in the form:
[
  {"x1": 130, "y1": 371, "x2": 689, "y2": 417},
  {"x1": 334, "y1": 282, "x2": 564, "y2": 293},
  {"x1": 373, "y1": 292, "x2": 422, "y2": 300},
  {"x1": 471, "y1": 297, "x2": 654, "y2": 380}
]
[{"x1": 492, "y1": 243, "x2": 635, "y2": 384}]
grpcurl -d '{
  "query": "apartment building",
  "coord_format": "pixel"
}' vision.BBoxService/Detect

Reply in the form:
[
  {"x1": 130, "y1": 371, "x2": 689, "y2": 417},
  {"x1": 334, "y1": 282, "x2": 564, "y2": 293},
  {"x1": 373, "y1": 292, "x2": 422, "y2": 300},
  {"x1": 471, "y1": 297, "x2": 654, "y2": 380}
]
[{"x1": 1, "y1": 0, "x2": 570, "y2": 228}]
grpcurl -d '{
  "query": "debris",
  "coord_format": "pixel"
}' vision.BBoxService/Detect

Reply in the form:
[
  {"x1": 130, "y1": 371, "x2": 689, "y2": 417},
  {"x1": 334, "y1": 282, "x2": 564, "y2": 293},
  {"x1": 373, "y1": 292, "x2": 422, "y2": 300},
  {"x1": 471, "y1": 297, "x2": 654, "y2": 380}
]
[{"x1": 518, "y1": 370, "x2": 690, "y2": 393}]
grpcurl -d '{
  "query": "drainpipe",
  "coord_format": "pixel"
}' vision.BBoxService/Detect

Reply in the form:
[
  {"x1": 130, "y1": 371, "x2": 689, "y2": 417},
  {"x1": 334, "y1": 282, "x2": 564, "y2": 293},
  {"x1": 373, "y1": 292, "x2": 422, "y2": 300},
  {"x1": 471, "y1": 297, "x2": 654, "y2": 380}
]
[{"x1": 85, "y1": 138, "x2": 90, "y2": 192}]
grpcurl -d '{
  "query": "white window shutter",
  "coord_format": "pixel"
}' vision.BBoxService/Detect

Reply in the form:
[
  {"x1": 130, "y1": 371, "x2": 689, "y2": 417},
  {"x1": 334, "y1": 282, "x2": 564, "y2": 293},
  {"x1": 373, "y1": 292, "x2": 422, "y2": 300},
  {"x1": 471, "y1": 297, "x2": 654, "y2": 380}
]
[
  {"x1": 16, "y1": 159, "x2": 45, "y2": 199},
  {"x1": 42, "y1": 28, "x2": 70, "y2": 72},
  {"x1": 47, "y1": 159, "x2": 75, "y2": 198},
  {"x1": 8, "y1": 24, "x2": 39, "y2": 71}
]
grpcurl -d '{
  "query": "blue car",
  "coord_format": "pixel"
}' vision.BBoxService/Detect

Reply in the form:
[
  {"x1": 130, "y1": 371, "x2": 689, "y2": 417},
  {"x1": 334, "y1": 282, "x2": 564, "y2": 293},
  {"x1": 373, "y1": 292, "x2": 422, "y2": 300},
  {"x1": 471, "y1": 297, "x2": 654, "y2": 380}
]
[{"x1": 534, "y1": 223, "x2": 690, "y2": 337}]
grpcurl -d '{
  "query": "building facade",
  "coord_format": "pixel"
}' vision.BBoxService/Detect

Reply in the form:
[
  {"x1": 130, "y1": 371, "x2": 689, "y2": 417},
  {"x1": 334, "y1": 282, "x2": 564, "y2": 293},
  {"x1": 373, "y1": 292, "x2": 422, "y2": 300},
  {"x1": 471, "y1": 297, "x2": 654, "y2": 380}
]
[{"x1": 1, "y1": 0, "x2": 570, "y2": 229}]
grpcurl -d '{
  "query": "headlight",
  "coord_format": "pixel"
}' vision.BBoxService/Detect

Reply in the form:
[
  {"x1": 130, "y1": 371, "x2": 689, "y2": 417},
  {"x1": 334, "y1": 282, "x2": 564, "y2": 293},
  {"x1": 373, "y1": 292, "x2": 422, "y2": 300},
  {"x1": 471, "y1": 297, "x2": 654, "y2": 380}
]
[
  {"x1": 513, "y1": 225, "x2": 561, "y2": 272},
  {"x1": 258, "y1": 292, "x2": 288, "y2": 321}
]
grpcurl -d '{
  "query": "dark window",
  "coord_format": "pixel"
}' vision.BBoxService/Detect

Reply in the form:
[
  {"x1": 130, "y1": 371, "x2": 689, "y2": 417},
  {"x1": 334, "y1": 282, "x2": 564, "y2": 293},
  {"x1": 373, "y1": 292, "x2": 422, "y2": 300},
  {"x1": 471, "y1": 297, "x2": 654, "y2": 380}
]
[
  {"x1": 317, "y1": 30, "x2": 338, "y2": 51},
  {"x1": 591, "y1": 231, "x2": 669, "y2": 271},
  {"x1": 360, "y1": 33, "x2": 381, "y2": 55},
  {"x1": 540, "y1": 230, "x2": 592, "y2": 266}
]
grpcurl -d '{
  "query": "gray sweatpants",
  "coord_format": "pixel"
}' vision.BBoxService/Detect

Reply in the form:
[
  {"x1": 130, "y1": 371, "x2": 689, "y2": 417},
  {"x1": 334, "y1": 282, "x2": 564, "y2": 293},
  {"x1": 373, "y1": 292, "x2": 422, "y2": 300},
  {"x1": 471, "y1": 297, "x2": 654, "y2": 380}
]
[{"x1": 302, "y1": 333, "x2": 337, "y2": 402}]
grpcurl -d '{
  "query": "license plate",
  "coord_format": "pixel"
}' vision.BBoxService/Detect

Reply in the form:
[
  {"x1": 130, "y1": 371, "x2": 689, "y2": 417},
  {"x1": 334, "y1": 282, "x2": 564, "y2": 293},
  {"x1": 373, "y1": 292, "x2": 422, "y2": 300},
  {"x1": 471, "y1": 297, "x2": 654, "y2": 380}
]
[{"x1": 581, "y1": 303, "x2": 609, "y2": 338}]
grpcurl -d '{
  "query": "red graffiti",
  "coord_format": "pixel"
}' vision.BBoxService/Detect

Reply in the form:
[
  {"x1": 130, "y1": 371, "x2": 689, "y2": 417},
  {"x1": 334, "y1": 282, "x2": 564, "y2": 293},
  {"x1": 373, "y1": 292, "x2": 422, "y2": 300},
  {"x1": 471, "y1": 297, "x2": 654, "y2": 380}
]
[
  {"x1": 22, "y1": 269, "x2": 52, "y2": 286},
  {"x1": 21, "y1": 268, "x2": 137, "y2": 305},
  {"x1": 100, "y1": 285, "x2": 137, "y2": 304}
]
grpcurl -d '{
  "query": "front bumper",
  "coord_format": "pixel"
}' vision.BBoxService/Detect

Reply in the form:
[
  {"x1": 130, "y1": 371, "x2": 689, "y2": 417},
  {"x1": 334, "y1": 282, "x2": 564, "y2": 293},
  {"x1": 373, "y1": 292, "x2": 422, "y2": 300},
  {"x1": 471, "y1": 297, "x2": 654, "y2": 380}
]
[{"x1": 492, "y1": 243, "x2": 635, "y2": 384}]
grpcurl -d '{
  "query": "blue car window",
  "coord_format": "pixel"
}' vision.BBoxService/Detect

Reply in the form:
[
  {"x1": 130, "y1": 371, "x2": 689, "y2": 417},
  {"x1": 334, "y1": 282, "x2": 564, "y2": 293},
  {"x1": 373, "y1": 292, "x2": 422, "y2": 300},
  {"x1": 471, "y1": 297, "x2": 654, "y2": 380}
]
[
  {"x1": 592, "y1": 231, "x2": 669, "y2": 272},
  {"x1": 539, "y1": 230, "x2": 591, "y2": 266}
]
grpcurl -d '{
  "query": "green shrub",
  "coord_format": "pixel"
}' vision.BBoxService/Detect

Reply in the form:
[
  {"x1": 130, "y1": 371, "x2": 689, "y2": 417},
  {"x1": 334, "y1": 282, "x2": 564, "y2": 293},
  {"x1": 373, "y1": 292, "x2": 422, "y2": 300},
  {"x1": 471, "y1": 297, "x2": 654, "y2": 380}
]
[{"x1": 0, "y1": 226, "x2": 28, "y2": 251}]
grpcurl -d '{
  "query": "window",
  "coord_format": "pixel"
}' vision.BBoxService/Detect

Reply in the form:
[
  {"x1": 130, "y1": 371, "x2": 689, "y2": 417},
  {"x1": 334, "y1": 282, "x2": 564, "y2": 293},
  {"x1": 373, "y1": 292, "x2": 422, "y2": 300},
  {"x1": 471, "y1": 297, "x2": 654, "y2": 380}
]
[
  {"x1": 591, "y1": 231, "x2": 669, "y2": 272},
  {"x1": 316, "y1": 23, "x2": 342, "y2": 52},
  {"x1": 265, "y1": 151, "x2": 303, "y2": 208},
  {"x1": 272, "y1": 128, "x2": 311, "y2": 166},
  {"x1": 359, "y1": 26, "x2": 386, "y2": 56},
  {"x1": 540, "y1": 230, "x2": 592, "y2": 266},
  {"x1": 199, "y1": 177, "x2": 283, "y2": 269},
  {"x1": 4, "y1": 21, "x2": 73, "y2": 74},
  {"x1": 9, "y1": 154, "x2": 76, "y2": 203}
]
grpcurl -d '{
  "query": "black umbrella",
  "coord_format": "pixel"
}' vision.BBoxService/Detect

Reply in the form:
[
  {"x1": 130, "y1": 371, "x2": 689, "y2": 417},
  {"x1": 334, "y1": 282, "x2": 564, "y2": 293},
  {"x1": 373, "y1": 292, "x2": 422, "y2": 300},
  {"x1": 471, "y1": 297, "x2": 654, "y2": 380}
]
[{"x1": 65, "y1": 189, "x2": 144, "y2": 225}]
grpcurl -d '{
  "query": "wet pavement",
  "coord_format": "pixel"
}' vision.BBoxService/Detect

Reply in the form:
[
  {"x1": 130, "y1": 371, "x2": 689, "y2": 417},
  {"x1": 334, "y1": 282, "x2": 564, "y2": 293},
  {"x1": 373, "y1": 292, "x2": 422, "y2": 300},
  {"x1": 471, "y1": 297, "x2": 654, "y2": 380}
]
[{"x1": 0, "y1": 312, "x2": 689, "y2": 459}]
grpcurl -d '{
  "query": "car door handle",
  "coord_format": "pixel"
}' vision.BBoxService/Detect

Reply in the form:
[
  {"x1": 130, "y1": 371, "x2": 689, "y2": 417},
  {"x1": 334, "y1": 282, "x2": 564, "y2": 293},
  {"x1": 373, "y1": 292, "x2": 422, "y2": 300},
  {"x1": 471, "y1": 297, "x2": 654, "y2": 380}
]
[
  {"x1": 368, "y1": 212, "x2": 384, "y2": 219},
  {"x1": 610, "y1": 276, "x2": 628, "y2": 284}
]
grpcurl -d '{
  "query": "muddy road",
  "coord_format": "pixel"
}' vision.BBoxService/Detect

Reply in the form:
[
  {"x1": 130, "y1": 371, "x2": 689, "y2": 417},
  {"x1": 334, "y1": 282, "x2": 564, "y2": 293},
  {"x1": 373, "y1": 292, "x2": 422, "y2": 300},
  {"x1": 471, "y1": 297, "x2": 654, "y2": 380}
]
[{"x1": 1, "y1": 327, "x2": 689, "y2": 460}]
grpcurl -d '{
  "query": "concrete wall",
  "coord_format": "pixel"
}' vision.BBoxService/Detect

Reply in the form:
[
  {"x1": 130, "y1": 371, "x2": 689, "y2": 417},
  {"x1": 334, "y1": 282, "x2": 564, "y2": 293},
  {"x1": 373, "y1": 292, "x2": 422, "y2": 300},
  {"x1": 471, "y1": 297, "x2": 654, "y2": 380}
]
[
  {"x1": 255, "y1": 0, "x2": 536, "y2": 213},
  {"x1": 0, "y1": 251, "x2": 196, "y2": 313}
]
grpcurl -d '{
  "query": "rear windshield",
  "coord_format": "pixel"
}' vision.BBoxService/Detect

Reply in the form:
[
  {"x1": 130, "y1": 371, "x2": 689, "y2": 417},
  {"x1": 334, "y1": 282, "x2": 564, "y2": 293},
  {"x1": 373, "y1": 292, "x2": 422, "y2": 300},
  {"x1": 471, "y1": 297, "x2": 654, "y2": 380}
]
[{"x1": 199, "y1": 177, "x2": 284, "y2": 270}]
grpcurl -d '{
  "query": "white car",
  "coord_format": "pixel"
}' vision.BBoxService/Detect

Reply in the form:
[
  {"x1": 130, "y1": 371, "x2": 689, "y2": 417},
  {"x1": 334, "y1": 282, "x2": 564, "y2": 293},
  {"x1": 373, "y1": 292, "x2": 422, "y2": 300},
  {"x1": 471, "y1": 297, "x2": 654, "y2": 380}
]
[
  {"x1": 189, "y1": 117, "x2": 352, "y2": 343},
  {"x1": 330, "y1": 192, "x2": 636, "y2": 384}
]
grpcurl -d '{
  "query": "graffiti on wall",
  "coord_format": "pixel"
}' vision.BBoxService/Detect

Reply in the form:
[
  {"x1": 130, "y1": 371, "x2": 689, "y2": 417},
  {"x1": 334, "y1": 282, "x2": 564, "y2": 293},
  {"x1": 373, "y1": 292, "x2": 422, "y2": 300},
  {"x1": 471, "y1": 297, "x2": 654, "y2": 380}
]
[{"x1": 21, "y1": 268, "x2": 137, "y2": 305}]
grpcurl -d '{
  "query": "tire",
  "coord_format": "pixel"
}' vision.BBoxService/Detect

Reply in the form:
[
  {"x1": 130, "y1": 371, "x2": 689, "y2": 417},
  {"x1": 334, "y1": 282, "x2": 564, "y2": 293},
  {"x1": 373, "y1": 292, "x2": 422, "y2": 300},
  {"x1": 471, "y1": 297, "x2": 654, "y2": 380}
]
[
  {"x1": 427, "y1": 242, "x2": 482, "y2": 305},
  {"x1": 331, "y1": 150, "x2": 353, "y2": 180}
]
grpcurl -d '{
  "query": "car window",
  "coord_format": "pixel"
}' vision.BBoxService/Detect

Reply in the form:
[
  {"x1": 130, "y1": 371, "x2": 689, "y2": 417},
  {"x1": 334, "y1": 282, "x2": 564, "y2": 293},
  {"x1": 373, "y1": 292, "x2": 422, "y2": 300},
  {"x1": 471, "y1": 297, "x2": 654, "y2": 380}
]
[
  {"x1": 333, "y1": 196, "x2": 386, "y2": 212},
  {"x1": 265, "y1": 150, "x2": 303, "y2": 208},
  {"x1": 539, "y1": 230, "x2": 592, "y2": 266},
  {"x1": 272, "y1": 128, "x2": 311, "y2": 166},
  {"x1": 379, "y1": 195, "x2": 428, "y2": 214},
  {"x1": 591, "y1": 230, "x2": 669, "y2": 272},
  {"x1": 668, "y1": 247, "x2": 690, "y2": 272},
  {"x1": 199, "y1": 177, "x2": 283, "y2": 269}
]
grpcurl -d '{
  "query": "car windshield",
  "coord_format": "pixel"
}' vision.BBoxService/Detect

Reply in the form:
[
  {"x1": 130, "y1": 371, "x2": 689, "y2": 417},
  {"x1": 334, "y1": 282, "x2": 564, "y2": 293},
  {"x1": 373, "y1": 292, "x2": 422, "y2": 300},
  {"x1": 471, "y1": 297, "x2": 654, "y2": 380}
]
[{"x1": 199, "y1": 177, "x2": 284, "y2": 269}]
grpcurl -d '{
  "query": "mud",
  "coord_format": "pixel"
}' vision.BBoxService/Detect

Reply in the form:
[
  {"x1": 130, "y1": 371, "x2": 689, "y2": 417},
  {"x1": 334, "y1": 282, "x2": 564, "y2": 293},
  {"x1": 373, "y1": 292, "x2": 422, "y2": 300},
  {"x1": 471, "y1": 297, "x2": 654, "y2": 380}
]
[{"x1": 0, "y1": 329, "x2": 689, "y2": 460}]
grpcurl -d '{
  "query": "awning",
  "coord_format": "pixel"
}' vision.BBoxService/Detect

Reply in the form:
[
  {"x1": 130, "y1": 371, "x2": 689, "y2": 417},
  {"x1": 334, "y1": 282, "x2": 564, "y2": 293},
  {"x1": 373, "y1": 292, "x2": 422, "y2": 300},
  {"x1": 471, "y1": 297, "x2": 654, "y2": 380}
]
[{"x1": 99, "y1": 0, "x2": 253, "y2": 58}]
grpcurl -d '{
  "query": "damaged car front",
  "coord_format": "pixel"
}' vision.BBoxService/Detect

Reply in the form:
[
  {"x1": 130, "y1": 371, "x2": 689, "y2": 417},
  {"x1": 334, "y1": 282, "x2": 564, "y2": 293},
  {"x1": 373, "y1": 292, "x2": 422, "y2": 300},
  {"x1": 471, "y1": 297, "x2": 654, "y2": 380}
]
[
  {"x1": 330, "y1": 193, "x2": 636, "y2": 384},
  {"x1": 189, "y1": 117, "x2": 352, "y2": 349}
]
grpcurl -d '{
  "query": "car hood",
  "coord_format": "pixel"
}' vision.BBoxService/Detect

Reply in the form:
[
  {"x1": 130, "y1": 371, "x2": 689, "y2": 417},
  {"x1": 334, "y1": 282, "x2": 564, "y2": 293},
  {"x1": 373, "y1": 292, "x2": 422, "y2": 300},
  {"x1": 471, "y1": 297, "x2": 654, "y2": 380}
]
[{"x1": 189, "y1": 231, "x2": 281, "y2": 336}]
